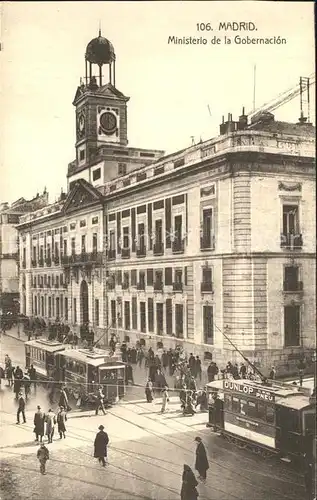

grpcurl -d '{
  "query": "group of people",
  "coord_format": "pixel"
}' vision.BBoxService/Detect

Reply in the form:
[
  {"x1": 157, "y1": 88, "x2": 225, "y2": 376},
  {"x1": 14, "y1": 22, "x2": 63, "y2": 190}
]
[{"x1": 2, "y1": 354, "x2": 37, "y2": 399}]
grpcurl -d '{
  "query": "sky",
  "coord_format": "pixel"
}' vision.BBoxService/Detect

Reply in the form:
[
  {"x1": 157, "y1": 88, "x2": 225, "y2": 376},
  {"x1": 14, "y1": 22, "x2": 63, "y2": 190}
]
[{"x1": 0, "y1": 1, "x2": 315, "y2": 204}]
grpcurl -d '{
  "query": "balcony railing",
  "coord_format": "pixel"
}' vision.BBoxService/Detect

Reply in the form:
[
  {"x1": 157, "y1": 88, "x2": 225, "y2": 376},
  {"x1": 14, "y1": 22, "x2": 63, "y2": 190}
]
[
  {"x1": 137, "y1": 282, "x2": 145, "y2": 291},
  {"x1": 172, "y1": 239, "x2": 184, "y2": 254},
  {"x1": 200, "y1": 235, "x2": 215, "y2": 251},
  {"x1": 39, "y1": 284, "x2": 43, "y2": 289},
  {"x1": 122, "y1": 282, "x2": 129, "y2": 290},
  {"x1": 283, "y1": 281, "x2": 303, "y2": 292},
  {"x1": 61, "y1": 252, "x2": 103, "y2": 267},
  {"x1": 153, "y1": 242, "x2": 164, "y2": 256},
  {"x1": 45, "y1": 257, "x2": 52, "y2": 267},
  {"x1": 201, "y1": 281, "x2": 214, "y2": 293},
  {"x1": 38, "y1": 258, "x2": 44, "y2": 267},
  {"x1": 136, "y1": 247, "x2": 146, "y2": 258},
  {"x1": 53, "y1": 256, "x2": 60, "y2": 265},
  {"x1": 280, "y1": 233, "x2": 303, "y2": 249},
  {"x1": 22, "y1": 260, "x2": 26, "y2": 269},
  {"x1": 173, "y1": 282, "x2": 183, "y2": 292},
  {"x1": 31, "y1": 259, "x2": 37, "y2": 268},
  {"x1": 154, "y1": 281, "x2": 164, "y2": 292},
  {"x1": 2, "y1": 252, "x2": 18, "y2": 260},
  {"x1": 121, "y1": 248, "x2": 130, "y2": 259},
  {"x1": 32, "y1": 283, "x2": 37, "y2": 289},
  {"x1": 108, "y1": 249, "x2": 116, "y2": 260}
]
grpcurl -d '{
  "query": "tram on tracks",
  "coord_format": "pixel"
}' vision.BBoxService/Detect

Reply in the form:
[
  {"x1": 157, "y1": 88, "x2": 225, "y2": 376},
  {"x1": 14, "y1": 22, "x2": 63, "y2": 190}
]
[
  {"x1": 24, "y1": 339, "x2": 126, "y2": 405},
  {"x1": 206, "y1": 378, "x2": 316, "y2": 462}
]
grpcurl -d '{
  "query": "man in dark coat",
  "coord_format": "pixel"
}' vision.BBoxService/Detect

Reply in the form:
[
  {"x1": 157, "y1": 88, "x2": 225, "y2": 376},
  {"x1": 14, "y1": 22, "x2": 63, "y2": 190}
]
[
  {"x1": 58, "y1": 386, "x2": 70, "y2": 411},
  {"x1": 181, "y1": 464, "x2": 199, "y2": 500},
  {"x1": 34, "y1": 405, "x2": 46, "y2": 442},
  {"x1": 94, "y1": 424, "x2": 109, "y2": 467},
  {"x1": 57, "y1": 406, "x2": 67, "y2": 439},
  {"x1": 16, "y1": 392, "x2": 26, "y2": 424},
  {"x1": 194, "y1": 437, "x2": 209, "y2": 482}
]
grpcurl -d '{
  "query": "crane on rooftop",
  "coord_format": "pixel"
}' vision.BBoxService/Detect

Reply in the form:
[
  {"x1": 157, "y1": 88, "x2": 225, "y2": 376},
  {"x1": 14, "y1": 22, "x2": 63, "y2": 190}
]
[{"x1": 247, "y1": 73, "x2": 315, "y2": 123}]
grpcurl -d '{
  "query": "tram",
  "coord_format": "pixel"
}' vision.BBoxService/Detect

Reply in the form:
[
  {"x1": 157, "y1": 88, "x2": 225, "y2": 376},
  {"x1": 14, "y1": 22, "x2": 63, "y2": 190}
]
[
  {"x1": 24, "y1": 339, "x2": 126, "y2": 405},
  {"x1": 206, "y1": 378, "x2": 315, "y2": 461},
  {"x1": 25, "y1": 339, "x2": 67, "y2": 379},
  {"x1": 57, "y1": 347, "x2": 126, "y2": 404}
]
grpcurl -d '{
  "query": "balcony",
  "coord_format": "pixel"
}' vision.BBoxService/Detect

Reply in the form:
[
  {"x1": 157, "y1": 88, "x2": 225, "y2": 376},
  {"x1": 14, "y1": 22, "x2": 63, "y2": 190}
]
[
  {"x1": 45, "y1": 257, "x2": 52, "y2": 267},
  {"x1": 200, "y1": 235, "x2": 215, "y2": 251},
  {"x1": 22, "y1": 260, "x2": 26, "y2": 269},
  {"x1": 173, "y1": 282, "x2": 183, "y2": 292},
  {"x1": 172, "y1": 239, "x2": 184, "y2": 254},
  {"x1": 62, "y1": 252, "x2": 103, "y2": 267},
  {"x1": 63, "y1": 283, "x2": 68, "y2": 289},
  {"x1": 2, "y1": 252, "x2": 18, "y2": 260},
  {"x1": 201, "y1": 281, "x2": 214, "y2": 293},
  {"x1": 136, "y1": 247, "x2": 146, "y2": 258},
  {"x1": 122, "y1": 282, "x2": 129, "y2": 290},
  {"x1": 53, "y1": 256, "x2": 60, "y2": 265},
  {"x1": 283, "y1": 281, "x2": 303, "y2": 292},
  {"x1": 31, "y1": 259, "x2": 37, "y2": 268},
  {"x1": 108, "y1": 249, "x2": 116, "y2": 260},
  {"x1": 38, "y1": 258, "x2": 44, "y2": 267},
  {"x1": 121, "y1": 248, "x2": 130, "y2": 259},
  {"x1": 154, "y1": 281, "x2": 164, "y2": 292},
  {"x1": 32, "y1": 283, "x2": 37, "y2": 289},
  {"x1": 137, "y1": 282, "x2": 145, "y2": 291},
  {"x1": 153, "y1": 242, "x2": 164, "y2": 256},
  {"x1": 280, "y1": 233, "x2": 303, "y2": 249},
  {"x1": 39, "y1": 284, "x2": 43, "y2": 289}
]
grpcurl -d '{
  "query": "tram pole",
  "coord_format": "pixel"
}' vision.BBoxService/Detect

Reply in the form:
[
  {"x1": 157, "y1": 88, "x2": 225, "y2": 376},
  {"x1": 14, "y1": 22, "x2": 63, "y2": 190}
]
[{"x1": 214, "y1": 323, "x2": 267, "y2": 383}]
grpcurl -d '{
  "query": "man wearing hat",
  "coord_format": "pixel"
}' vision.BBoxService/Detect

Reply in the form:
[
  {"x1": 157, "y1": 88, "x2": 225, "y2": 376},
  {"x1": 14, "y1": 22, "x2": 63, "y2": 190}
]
[
  {"x1": 16, "y1": 391, "x2": 26, "y2": 424},
  {"x1": 194, "y1": 436, "x2": 209, "y2": 482},
  {"x1": 94, "y1": 425, "x2": 109, "y2": 467},
  {"x1": 33, "y1": 405, "x2": 46, "y2": 443}
]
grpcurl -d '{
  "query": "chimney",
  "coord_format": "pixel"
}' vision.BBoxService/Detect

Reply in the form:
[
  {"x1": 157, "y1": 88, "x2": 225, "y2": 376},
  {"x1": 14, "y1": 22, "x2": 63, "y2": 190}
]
[{"x1": 238, "y1": 106, "x2": 248, "y2": 130}]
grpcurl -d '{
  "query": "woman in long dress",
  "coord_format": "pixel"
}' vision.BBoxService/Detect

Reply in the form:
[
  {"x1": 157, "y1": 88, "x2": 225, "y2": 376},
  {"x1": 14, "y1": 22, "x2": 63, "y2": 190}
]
[{"x1": 145, "y1": 378, "x2": 154, "y2": 403}]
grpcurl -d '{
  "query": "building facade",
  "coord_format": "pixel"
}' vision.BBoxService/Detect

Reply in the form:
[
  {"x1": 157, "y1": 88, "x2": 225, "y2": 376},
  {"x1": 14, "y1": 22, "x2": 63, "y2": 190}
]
[
  {"x1": 0, "y1": 192, "x2": 48, "y2": 314},
  {"x1": 17, "y1": 32, "x2": 316, "y2": 373}
]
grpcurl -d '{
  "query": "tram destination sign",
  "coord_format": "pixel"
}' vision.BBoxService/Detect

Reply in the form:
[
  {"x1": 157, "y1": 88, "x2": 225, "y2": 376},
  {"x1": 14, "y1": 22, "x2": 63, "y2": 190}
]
[{"x1": 224, "y1": 380, "x2": 275, "y2": 402}]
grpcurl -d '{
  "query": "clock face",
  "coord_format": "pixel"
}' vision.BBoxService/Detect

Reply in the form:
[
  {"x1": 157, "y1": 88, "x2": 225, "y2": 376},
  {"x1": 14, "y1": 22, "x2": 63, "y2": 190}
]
[
  {"x1": 100, "y1": 112, "x2": 117, "y2": 135},
  {"x1": 78, "y1": 114, "x2": 85, "y2": 132}
]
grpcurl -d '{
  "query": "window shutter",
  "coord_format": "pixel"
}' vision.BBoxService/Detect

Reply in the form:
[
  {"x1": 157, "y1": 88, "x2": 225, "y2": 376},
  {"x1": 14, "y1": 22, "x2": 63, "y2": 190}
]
[
  {"x1": 165, "y1": 267, "x2": 173, "y2": 285},
  {"x1": 165, "y1": 198, "x2": 171, "y2": 248},
  {"x1": 184, "y1": 267, "x2": 187, "y2": 285},
  {"x1": 131, "y1": 208, "x2": 136, "y2": 252},
  {"x1": 131, "y1": 269, "x2": 137, "y2": 286},
  {"x1": 117, "y1": 270, "x2": 122, "y2": 285},
  {"x1": 147, "y1": 203, "x2": 153, "y2": 250},
  {"x1": 147, "y1": 268, "x2": 154, "y2": 285},
  {"x1": 117, "y1": 212, "x2": 121, "y2": 254}
]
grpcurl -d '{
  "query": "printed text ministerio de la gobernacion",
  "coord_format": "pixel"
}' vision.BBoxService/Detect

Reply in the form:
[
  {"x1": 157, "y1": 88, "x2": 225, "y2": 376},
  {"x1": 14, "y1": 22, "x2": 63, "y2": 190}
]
[{"x1": 168, "y1": 22, "x2": 287, "y2": 45}]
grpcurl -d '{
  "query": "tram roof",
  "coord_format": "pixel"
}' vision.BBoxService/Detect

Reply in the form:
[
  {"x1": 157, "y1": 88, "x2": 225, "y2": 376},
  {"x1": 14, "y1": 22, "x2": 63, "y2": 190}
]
[
  {"x1": 61, "y1": 347, "x2": 122, "y2": 366},
  {"x1": 25, "y1": 339, "x2": 68, "y2": 353},
  {"x1": 206, "y1": 378, "x2": 310, "y2": 398},
  {"x1": 275, "y1": 395, "x2": 314, "y2": 410}
]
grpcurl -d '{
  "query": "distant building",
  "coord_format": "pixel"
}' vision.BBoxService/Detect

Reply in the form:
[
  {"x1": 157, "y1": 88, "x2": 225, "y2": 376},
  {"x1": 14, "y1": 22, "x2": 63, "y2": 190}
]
[
  {"x1": 17, "y1": 31, "x2": 316, "y2": 374},
  {"x1": 0, "y1": 190, "x2": 48, "y2": 313}
]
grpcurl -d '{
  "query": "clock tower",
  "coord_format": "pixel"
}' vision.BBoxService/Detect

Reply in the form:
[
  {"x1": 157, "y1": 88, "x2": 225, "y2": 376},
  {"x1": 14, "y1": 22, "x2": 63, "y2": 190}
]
[{"x1": 73, "y1": 30, "x2": 129, "y2": 169}]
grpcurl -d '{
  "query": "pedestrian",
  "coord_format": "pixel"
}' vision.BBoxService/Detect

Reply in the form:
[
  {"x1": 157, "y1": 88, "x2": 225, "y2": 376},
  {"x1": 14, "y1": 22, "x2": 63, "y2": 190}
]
[
  {"x1": 23, "y1": 372, "x2": 31, "y2": 400},
  {"x1": 160, "y1": 386, "x2": 169, "y2": 413},
  {"x1": 239, "y1": 363, "x2": 247, "y2": 379},
  {"x1": 188, "y1": 353, "x2": 196, "y2": 377},
  {"x1": 94, "y1": 424, "x2": 109, "y2": 467},
  {"x1": 95, "y1": 386, "x2": 107, "y2": 416},
  {"x1": 33, "y1": 405, "x2": 46, "y2": 443},
  {"x1": 180, "y1": 464, "x2": 199, "y2": 500},
  {"x1": 145, "y1": 378, "x2": 154, "y2": 403},
  {"x1": 269, "y1": 366, "x2": 276, "y2": 380},
  {"x1": 37, "y1": 442, "x2": 50, "y2": 475},
  {"x1": 58, "y1": 386, "x2": 70, "y2": 412},
  {"x1": 16, "y1": 392, "x2": 26, "y2": 424},
  {"x1": 28, "y1": 364, "x2": 37, "y2": 392},
  {"x1": 57, "y1": 406, "x2": 67, "y2": 439},
  {"x1": 6, "y1": 364, "x2": 14, "y2": 387},
  {"x1": 183, "y1": 390, "x2": 195, "y2": 416},
  {"x1": 195, "y1": 356, "x2": 202, "y2": 381},
  {"x1": 194, "y1": 437, "x2": 209, "y2": 482},
  {"x1": 45, "y1": 409, "x2": 56, "y2": 444}
]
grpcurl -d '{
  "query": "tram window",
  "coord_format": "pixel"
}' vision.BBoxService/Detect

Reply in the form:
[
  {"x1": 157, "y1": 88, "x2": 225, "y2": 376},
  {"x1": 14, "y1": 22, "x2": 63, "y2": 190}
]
[
  {"x1": 247, "y1": 401, "x2": 257, "y2": 418},
  {"x1": 224, "y1": 394, "x2": 232, "y2": 410},
  {"x1": 232, "y1": 397, "x2": 240, "y2": 413},
  {"x1": 240, "y1": 399, "x2": 247, "y2": 416},
  {"x1": 257, "y1": 402, "x2": 267, "y2": 421},
  {"x1": 266, "y1": 405, "x2": 274, "y2": 424}
]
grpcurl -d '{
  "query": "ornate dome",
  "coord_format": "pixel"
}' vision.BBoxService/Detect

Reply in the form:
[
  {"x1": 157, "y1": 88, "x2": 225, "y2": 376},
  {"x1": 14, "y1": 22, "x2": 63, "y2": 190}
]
[{"x1": 85, "y1": 32, "x2": 115, "y2": 65}]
